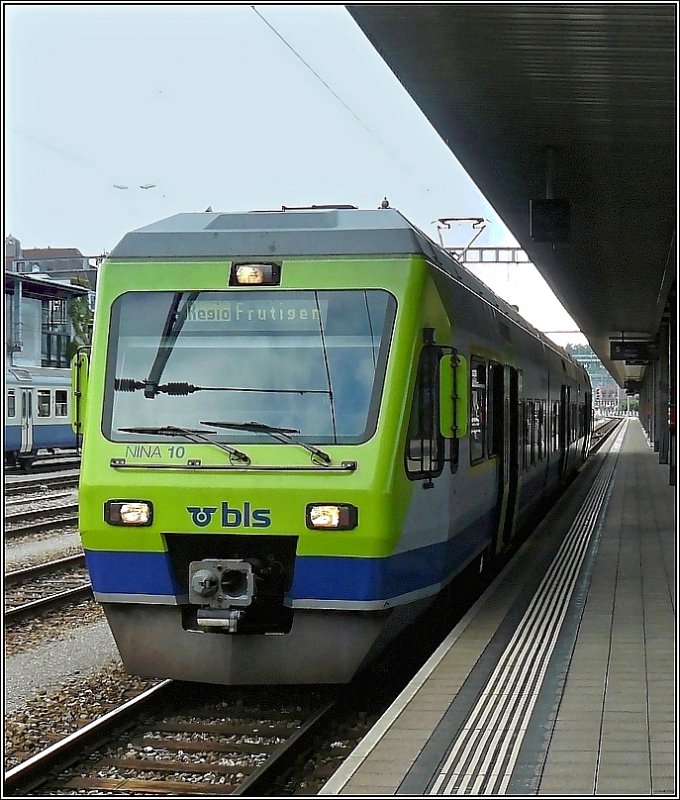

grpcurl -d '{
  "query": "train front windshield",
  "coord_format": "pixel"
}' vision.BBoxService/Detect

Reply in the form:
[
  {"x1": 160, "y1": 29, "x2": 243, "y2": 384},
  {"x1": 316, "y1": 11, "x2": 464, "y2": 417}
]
[{"x1": 104, "y1": 290, "x2": 396, "y2": 445}]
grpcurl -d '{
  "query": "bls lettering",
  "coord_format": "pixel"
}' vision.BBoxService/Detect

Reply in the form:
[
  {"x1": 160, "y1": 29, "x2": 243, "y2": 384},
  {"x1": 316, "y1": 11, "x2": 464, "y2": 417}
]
[{"x1": 187, "y1": 502, "x2": 271, "y2": 529}]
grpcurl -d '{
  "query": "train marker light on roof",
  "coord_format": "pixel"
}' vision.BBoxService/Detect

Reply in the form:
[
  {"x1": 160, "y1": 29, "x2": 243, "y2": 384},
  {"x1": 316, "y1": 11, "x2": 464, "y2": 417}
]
[
  {"x1": 105, "y1": 500, "x2": 153, "y2": 526},
  {"x1": 230, "y1": 262, "x2": 281, "y2": 286},
  {"x1": 306, "y1": 503, "x2": 358, "y2": 530}
]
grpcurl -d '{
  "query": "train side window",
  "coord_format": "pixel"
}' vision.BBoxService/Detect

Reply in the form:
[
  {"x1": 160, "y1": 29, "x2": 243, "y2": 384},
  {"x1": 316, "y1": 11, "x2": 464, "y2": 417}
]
[
  {"x1": 470, "y1": 357, "x2": 486, "y2": 464},
  {"x1": 405, "y1": 346, "x2": 444, "y2": 482},
  {"x1": 552, "y1": 401, "x2": 559, "y2": 452},
  {"x1": 524, "y1": 400, "x2": 536, "y2": 467},
  {"x1": 580, "y1": 401, "x2": 587, "y2": 438},
  {"x1": 487, "y1": 361, "x2": 503, "y2": 458},
  {"x1": 538, "y1": 400, "x2": 546, "y2": 460},
  {"x1": 7, "y1": 389, "x2": 16, "y2": 418},
  {"x1": 55, "y1": 390, "x2": 68, "y2": 417},
  {"x1": 37, "y1": 390, "x2": 51, "y2": 417},
  {"x1": 559, "y1": 386, "x2": 568, "y2": 449},
  {"x1": 527, "y1": 400, "x2": 538, "y2": 466}
]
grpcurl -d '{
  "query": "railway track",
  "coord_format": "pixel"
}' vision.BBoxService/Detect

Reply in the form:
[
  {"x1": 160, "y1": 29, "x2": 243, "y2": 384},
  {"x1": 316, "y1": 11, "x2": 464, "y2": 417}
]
[
  {"x1": 4, "y1": 505, "x2": 80, "y2": 538},
  {"x1": 588, "y1": 416, "x2": 622, "y2": 455},
  {"x1": 5, "y1": 554, "x2": 91, "y2": 623},
  {"x1": 5, "y1": 476, "x2": 79, "y2": 499},
  {"x1": 4, "y1": 681, "x2": 338, "y2": 797},
  {"x1": 5, "y1": 490, "x2": 76, "y2": 509},
  {"x1": 5, "y1": 502, "x2": 79, "y2": 525}
]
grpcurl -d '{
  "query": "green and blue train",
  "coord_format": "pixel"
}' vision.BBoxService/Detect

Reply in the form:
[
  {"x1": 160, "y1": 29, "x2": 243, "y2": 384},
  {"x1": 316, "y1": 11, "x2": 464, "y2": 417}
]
[
  {"x1": 6, "y1": 366, "x2": 77, "y2": 468},
  {"x1": 73, "y1": 207, "x2": 591, "y2": 684}
]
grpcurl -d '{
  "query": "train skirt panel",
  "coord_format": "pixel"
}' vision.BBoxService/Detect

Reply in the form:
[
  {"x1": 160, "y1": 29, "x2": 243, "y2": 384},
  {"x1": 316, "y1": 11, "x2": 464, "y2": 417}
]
[{"x1": 101, "y1": 602, "x2": 411, "y2": 684}]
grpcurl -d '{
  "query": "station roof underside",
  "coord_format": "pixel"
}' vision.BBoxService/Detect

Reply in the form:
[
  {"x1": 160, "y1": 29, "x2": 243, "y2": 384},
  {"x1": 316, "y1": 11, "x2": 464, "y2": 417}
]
[
  {"x1": 348, "y1": 3, "x2": 677, "y2": 385},
  {"x1": 4, "y1": 271, "x2": 90, "y2": 300}
]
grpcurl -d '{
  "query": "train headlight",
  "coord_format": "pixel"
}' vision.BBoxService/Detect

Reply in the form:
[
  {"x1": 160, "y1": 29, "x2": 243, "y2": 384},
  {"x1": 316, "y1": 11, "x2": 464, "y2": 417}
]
[
  {"x1": 105, "y1": 500, "x2": 153, "y2": 526},
  {"x1": 230, "y1": 262, "x2": 281, "y2": 286},
  {"x1": 306, "y1": 504, "x2": 358, "y2": 530}
]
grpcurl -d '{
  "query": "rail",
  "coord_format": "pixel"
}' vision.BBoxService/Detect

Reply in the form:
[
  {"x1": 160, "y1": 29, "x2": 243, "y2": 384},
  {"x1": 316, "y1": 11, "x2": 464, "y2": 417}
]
[
  {"x1": 5, "y1": 554, "x2": 86, "y2": 586},
  {"x1": 4, "y1": 682, "x2": 339, "y2": 797},
  {"x1": 5, "y1": 510, "x2": 80, "y2": 538},
  {"x1": 4, "y1": 682, "x2": 174, "y2": 796},
  {"x1": 4, "y1": 474, "x2": 79, "y2": 497}
]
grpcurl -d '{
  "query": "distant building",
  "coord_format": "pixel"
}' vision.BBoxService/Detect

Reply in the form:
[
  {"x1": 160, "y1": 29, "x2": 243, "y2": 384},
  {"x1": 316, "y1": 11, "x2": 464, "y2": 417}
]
[
  {"x1": 5, "y1": 236, "x2": 93, "y2": 368},
  {"x1": 5, "y1": 235, "x2": 101, "y2": 289},
  {"x1": 566, "y1": 344, "x2": 621, "y2": 410}
]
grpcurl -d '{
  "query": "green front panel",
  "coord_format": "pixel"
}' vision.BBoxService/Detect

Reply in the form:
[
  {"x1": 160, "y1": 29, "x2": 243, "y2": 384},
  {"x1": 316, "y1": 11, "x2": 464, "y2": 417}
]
[{"x1": 80, "y1": 255, "x2": 450, "y2": 559}]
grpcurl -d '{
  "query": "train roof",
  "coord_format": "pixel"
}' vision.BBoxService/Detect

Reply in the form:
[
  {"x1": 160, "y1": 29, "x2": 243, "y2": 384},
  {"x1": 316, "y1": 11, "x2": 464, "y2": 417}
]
[
  {"x1": 6, "y1": 366, "x2": 71, "y2": 385},
  {"x1": 107, "y1": 207, "x2": 588, "y2": 378},
  {"x1": 108, "y1": 207, "x2": 445, "y2": 262}
]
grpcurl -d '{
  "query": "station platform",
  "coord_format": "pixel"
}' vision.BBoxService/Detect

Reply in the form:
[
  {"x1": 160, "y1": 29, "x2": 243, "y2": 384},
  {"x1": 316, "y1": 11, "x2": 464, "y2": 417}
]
[{"x1": 321, "y1": 418, "x2": 676, "y2": 795}]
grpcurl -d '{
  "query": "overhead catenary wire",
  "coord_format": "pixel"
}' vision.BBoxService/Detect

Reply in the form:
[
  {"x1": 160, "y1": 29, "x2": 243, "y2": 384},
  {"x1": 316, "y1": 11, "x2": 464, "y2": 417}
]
[
  {"x1": 250, "y1": 6, "x2": 391, "y2": 152},
  {"x1": 250, "y1": 5, "x2": 437, "y2": 203}
]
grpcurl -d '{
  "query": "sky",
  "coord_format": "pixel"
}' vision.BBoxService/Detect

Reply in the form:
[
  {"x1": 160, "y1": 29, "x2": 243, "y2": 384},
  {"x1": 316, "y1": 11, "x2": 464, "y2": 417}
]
[{"x1": 4, "y1": 3, "x2": 586, "y2": 347}]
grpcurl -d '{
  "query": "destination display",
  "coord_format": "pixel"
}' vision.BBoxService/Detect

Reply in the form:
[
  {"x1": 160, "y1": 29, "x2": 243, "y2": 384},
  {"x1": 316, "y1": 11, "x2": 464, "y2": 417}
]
[{"x1": 610, "y1": 341, "x2": 659, "y2": 364}]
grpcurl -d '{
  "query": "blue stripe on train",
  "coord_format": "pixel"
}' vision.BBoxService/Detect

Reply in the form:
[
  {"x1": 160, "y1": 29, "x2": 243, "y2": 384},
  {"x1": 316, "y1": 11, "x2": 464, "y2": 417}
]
[
  {"x1": 4, "y1": 422, "x2": 76, "y2": 453},
  {"x1": 84, "y1": 519, "x2": 491, "y2": 603},
  {"x1": 5, "y1": 425, "x2": 21, "y2": 451},
  {"x1": 32, "y1": 423, "x2": 77, "y2": 449},
  {"x1": 85, "y1": 550, "x2": 184, "y2": 596}
]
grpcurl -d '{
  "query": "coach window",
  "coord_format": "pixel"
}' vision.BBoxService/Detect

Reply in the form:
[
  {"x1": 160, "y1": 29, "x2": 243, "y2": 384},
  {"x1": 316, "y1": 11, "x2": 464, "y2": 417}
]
[
  {"x1": 37, "y1": 390, "x2": 51, "y2": 418},
  {"x1": 55, "y1": 390, "x2": 68, "y2": 417},
  {"x1": 470, "y1": 357, "x2": 486, "y2": 464},
  {"x1": 7, "y1": 389, "x2": 16, "y2": 418},
  {"x1": 405, "y1": 345, "x2": 444, "y2": 481}
]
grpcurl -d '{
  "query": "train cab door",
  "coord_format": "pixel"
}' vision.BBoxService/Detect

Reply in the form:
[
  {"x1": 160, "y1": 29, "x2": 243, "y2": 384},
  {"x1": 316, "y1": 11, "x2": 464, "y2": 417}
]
[
  {"x1": 20, "y1": 389, "x2": 34, "y2": 455},
  {"x1": 493, "y1": 365, "x2": 521, "y2": 554}
]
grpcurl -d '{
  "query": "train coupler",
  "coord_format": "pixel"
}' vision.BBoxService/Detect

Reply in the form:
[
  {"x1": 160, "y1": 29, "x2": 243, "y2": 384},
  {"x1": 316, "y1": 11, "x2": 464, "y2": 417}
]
[
  {"x1": 189, "y1": 558, "x2": 256, "y2": 608},
  {"x1": 196, "y1": 607, "x2": 244, "y2": 633}
]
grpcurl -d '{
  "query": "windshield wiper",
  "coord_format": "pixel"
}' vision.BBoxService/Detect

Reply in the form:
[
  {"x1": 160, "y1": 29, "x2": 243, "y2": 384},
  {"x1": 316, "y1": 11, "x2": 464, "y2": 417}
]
[
  {"x1": 115, "y1": 379, "x2": 330, "y2": 397},
  {"x1": 143, "y1": 292, "x2": 199, "y2": 398},
  {"x1": 118, "y1": 425, "x2": 250, "y2": 464},
  {"x1": 201, "y1": 420, "x2": 332, "y2": 466}
]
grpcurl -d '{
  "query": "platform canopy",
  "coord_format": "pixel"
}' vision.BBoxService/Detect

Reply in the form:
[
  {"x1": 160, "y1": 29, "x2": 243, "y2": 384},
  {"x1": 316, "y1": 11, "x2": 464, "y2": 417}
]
[{"x1": 348, "y1": 3, "x2": 676, "y2": 385}]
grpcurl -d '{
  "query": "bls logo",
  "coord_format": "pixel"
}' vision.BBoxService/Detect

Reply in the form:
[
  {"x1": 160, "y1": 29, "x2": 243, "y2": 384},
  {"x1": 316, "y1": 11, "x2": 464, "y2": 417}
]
[
  {"x1": 186, "y1": 506, "x2": 217, "y2": 527},
  {"x1": 187, "y1": 502, "x2": 271, "y2": 529}
]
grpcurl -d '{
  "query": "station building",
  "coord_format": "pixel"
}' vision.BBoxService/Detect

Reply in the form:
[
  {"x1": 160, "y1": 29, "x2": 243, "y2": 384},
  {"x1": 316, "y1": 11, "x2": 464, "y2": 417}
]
[{"x1": 4, "y1": 236, "x2": 92, "y2": 369}]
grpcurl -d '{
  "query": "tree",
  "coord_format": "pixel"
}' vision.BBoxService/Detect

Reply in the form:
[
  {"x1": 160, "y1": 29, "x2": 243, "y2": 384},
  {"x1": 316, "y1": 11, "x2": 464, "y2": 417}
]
[
  {"x1": 564, "y1": 343, "x2": 593, "y2": 356},
  {"x1": 67, "y1": 278, "x2": 94, "y2": 362}
]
